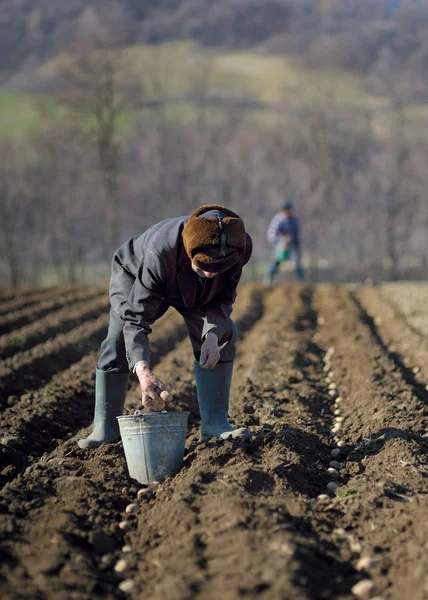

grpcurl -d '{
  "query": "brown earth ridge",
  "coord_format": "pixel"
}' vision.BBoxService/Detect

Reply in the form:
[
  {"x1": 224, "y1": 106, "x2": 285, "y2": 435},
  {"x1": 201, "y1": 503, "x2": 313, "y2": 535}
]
[{"x1": 0, "y1": 282, "x2": 427, "y2": 600}]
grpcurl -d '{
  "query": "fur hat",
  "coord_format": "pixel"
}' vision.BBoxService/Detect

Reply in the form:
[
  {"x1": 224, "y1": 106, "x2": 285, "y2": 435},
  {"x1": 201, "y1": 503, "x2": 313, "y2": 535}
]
[{"x1": 182, "y1": 205, "x2": 247, "y2": 273}]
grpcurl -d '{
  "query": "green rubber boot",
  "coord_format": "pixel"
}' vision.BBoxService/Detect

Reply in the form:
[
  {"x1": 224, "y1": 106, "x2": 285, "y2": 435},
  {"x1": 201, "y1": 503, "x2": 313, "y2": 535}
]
[
  {"x1": 78, "y1": 369, "x2": 129, "y2": 449},
  {"x1": 194, "y1": 361, "x2": 250, "y2": 442}
]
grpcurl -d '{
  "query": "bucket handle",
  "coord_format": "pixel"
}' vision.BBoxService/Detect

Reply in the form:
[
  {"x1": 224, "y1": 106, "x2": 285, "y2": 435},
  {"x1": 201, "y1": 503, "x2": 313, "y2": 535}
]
[{"x1": 133, "y1": 409, "x2": 145, "y2": 421}]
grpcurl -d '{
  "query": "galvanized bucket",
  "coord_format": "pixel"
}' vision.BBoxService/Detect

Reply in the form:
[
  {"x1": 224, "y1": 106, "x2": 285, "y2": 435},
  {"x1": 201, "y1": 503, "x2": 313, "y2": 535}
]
[{"x1": 117, "y1": 411, "x2": 189, "y2": 484}]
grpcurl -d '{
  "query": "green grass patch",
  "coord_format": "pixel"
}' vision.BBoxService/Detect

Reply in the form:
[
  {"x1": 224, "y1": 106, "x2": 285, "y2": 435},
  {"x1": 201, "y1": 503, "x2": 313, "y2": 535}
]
[
  {"x1": 0, "y1": 89, "x2": 64, "y2": 139},
  {"x1": 335, "y1": 488, "x2": 357, "y2": 498},
  {"x1": 12, "y1": 335, "x2": 27, "y2": 346}
]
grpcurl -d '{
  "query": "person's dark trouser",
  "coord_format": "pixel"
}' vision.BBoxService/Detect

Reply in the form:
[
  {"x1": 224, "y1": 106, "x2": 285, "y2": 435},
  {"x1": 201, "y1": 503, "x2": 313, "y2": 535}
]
[
  {"x1": 176, "y1": 306, "x2": 238, "y2": 365},
  {"x1": 266, "y1": 245, "x2": 304, "y2": 283},
  {"x1": 95, "y1": 279, "x2": 240, "y2": 444}
]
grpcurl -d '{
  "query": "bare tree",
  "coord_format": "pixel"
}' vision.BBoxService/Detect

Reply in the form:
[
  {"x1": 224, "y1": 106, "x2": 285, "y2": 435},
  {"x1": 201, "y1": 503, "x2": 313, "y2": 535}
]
[
  {"x1": 31, "y1": 123, "x2": 103, "y2": 283},
  {"x1": 0, "y1": 144, "x2": 33, "y2": 286},
  {"x1": 54, "y1": 33, "x2": 132, "y2": 259}
]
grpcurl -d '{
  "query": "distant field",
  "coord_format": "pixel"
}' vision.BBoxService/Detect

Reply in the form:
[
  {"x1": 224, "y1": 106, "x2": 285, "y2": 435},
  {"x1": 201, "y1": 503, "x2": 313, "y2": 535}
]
[{"x1": 1, "y1": 40, "x2": 427, "y2": 140}]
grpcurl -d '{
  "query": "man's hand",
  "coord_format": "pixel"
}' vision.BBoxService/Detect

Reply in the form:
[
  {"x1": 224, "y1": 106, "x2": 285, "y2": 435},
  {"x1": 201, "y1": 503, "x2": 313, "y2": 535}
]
[
  {"x1": 280, "y1": 234, "x2": 292, "y2": 248},
  {"x1": 200, "y1": 332, "x2": 222, "y2": 369},
  {"x1": 135, "y1": 361, "x2": 171, "y2": 411}
]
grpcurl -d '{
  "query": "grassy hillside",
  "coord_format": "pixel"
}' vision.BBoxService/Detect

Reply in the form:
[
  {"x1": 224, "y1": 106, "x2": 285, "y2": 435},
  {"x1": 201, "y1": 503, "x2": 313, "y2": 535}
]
[
  {"x1": 1, "y1": 40, "x2": 427, "y2": 141},
  {"x1": 0, "y1": 90, "x2": 64, "y2": 139},
  {"x1": 0, "y1": 42, "x2": 384, "y2": 132}
]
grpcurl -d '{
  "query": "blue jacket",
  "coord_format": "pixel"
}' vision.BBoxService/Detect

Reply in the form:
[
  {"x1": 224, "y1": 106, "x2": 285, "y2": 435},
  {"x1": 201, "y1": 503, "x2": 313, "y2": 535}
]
[{"x1": 267, "y1": 213, "x2": 300, "y2": 248}]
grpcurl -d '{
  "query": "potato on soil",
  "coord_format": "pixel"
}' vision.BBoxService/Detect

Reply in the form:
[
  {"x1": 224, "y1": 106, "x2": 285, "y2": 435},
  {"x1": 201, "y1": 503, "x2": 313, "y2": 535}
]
[
  {"x1": 329, "y1": 460, "x2": 341, "y2": 469},
  {"x1": 114, "y1": 559, "x2": 129, "y2": 573},
  {"x1": 119, "y1": 579, "x2": 138, "y2": 594},
  {"x1": 351, "y1": 579, "x2": 375, "y2": 598}
]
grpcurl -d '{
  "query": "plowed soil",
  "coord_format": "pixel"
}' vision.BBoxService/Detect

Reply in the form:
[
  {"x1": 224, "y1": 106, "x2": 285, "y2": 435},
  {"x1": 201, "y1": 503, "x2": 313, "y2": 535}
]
[{"x1": 0, "y1": 282, "x2": 427, "y2": 600}]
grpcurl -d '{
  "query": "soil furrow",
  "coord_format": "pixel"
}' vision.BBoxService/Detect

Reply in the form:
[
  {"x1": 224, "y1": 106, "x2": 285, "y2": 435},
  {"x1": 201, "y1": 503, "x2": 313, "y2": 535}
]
[
  {"x1": 0, "y1": 441, "x2": 132, "y2": 600},
  {"x1": 0, "y1": 284, "x2": 265, "y2": 600},
  {"x1": 357, "y1": 284, "x2": 428, "y2": 388},
  {"x1": 0, "y1": 283, "x2": 261, "y2": 485},
  {"x1": 315, "y1": 285, "x2": 428, "y2": 600},
  {"x1": 0, "y1": 293, "x2": 110, "y2": 360},
  {"x1": 0, "y1": 286, "x2": 105, "y2": 335},
  {"x1": 377, "y1": 283, "x2": 428, "y2": 335},
  {"x1": 0, "y1": 285, "x2": 62, "y2": 305},
  {"x1": 2, "y1": 283, "x2": 427, "y2": 600},
  {"x1": 351, "y1": 291, "x2": 428, "y2": 409},
  {"x1": 0, "y1": 315, "x2": 111, "y2": 402},
  {"x1": 0, "y1": 286, "x2": 72, "y2": 316},
  {"x1": 0, "y1": 310, "x2": 187, "y2": 485},
  {"x1": 119, "y1": 286, "x2": 358, "y2": 600}
]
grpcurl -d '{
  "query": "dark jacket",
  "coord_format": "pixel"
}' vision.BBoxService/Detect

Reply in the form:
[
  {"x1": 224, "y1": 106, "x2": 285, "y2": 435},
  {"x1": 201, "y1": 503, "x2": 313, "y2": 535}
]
[{"x1": 109, "y1": 216, "x2": 252, "y2": 369}]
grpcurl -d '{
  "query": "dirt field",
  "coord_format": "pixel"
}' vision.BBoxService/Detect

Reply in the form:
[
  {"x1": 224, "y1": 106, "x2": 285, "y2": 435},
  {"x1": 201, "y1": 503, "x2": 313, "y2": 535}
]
[{"x1": 0, "y1": 282, "x2": 427, "y2": 600}]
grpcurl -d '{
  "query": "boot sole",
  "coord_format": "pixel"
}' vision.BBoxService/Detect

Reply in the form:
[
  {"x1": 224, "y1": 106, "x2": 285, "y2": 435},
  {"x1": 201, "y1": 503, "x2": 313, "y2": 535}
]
[
  {"x1": 201, "y1": 428, "x2": 250, "y2": 442},
  {"x1": 77, "y1": 435, "x2": 120, "y2": 449}
]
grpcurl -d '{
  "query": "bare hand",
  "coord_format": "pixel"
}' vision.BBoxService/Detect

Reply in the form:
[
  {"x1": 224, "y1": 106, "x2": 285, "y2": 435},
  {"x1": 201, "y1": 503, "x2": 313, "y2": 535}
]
[
  {"x1": 135, "y1": 361, "x2": 170, "y2": 411},
  {"x1": 281, "y1": 234, "x2": 292, "y2": 248}
]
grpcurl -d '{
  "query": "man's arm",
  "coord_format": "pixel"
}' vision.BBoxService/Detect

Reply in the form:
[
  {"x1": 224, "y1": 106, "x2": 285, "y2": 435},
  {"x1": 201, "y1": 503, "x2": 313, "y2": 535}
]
[
  {"x1": 119, "y1": 250, "x2": 167, "y2": 370},
  {"x1": 266, "y1": 213, "x2": 283, "y2": 244}
]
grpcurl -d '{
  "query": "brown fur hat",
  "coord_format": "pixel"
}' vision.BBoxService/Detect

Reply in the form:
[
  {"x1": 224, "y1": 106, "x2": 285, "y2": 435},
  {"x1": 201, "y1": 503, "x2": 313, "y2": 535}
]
[{"x1": 182, "y1": 205, "x2": 247, "y2": 273}]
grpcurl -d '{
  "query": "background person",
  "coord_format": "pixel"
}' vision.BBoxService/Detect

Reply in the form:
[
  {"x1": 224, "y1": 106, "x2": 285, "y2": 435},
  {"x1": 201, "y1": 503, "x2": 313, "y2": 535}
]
[
  {"x1": 78, "y1": 205, "x2": 252, "y2": 449},
  {"x1": 265, "y1": 201, "x2": 303, "y2": 283}
]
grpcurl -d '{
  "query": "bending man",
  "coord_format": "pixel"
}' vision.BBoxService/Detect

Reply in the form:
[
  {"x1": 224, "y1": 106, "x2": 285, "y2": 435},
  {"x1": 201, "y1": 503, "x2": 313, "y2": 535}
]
[{"x1": 78, "y1": 205, "x2": 252, "y2": 449}]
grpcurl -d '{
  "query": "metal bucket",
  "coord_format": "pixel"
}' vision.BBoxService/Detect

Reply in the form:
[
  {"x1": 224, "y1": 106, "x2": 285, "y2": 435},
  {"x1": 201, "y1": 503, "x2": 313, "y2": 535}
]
[{"x1": 117, "y1": 411, "x2": 189, "y2": 484}]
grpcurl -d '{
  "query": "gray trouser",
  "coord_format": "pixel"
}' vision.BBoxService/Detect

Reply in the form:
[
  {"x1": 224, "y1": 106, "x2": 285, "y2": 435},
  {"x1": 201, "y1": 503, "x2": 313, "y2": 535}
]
[{"x1": 98, "y1": 281, "x2": 237, "y2": 372}]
